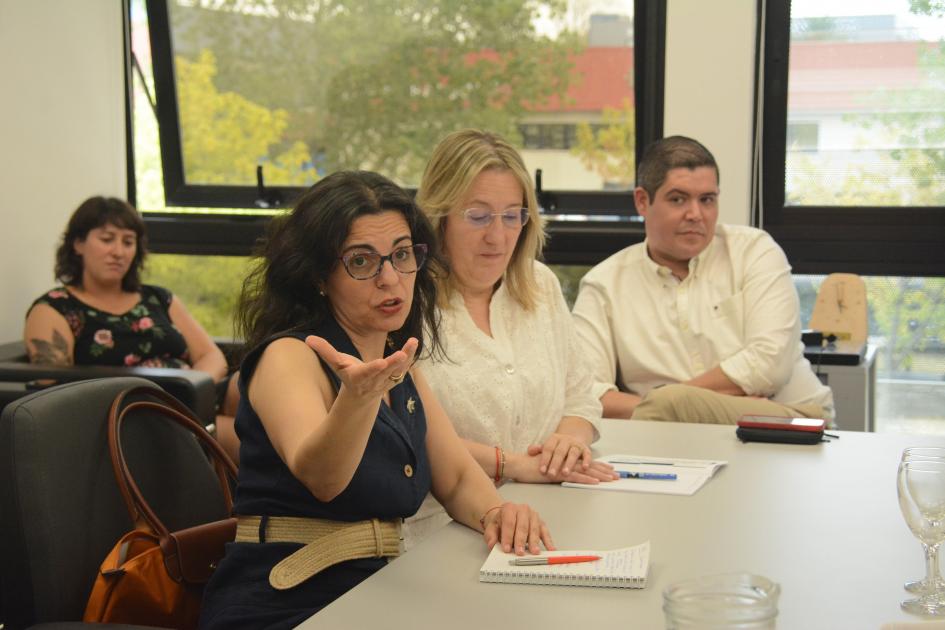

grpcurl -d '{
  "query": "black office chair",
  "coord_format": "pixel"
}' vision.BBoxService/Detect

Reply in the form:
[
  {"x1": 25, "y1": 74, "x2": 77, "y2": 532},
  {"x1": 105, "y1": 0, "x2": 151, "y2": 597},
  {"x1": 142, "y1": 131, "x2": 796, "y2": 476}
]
[
  {"x1": 0, "y1": 341, "x2": 218, "y2": 424},
  {"x1": 0, "y1": 377, "x2": 231, "y2": 629}
]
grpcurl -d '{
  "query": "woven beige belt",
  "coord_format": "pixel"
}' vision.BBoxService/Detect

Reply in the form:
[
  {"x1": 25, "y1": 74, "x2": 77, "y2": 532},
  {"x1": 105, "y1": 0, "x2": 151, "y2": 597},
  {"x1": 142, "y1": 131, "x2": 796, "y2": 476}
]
[{"x1": 235, "y1": 515, "x2": 402, "y2": 590}]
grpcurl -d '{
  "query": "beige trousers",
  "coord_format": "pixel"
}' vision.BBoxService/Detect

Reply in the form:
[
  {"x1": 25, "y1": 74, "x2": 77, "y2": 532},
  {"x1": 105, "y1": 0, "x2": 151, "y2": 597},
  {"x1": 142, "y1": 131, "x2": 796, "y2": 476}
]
[{"x1": 630, "y1": 384, "x2": 825, "y2": 425}]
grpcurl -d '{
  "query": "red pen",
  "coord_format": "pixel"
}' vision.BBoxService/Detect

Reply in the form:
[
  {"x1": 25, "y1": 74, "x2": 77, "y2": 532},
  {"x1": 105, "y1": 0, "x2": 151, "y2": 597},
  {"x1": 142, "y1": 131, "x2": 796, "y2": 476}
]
[{"x1": 509, "y1": 555, "x2": 601, "y2": 566}]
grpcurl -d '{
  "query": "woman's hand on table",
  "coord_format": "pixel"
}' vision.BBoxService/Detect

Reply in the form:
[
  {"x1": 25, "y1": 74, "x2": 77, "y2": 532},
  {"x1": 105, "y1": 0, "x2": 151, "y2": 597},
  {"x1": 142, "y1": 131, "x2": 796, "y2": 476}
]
[
  {"x1": 537, "y1": 432, "x2": 602, "y2": 477},
  {"x1": 482, "y1": 502, "x2": 555, "y2": 555},
  {"x1": 506, "y1": 448, "x2": 618, "y2": 484}
]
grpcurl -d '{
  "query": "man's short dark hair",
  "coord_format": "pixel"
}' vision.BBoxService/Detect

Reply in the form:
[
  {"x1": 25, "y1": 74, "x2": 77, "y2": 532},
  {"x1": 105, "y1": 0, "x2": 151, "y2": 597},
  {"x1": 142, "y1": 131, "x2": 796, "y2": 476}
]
[{"x1": 636, "y1": 136, "x2": 719, "y2": 200}]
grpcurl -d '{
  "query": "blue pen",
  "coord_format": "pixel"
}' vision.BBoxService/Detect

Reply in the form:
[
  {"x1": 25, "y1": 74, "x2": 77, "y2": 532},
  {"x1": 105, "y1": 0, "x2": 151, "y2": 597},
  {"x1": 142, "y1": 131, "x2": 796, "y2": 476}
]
[{"x1": 618, "y1": 471, "x2": 677, "y2": 480}]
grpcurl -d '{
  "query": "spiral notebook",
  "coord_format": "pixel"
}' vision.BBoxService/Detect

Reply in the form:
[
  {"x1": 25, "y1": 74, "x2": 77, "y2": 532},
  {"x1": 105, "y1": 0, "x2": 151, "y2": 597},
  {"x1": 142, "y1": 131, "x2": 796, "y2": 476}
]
[{"x1": 479, "y1": 541, "x2": 650, "y2": 589}]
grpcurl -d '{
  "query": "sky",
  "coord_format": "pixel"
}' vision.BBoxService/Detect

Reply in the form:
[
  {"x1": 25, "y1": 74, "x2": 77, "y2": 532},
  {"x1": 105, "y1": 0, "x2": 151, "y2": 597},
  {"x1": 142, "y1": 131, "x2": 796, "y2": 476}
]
[
  {"x1": 791, "y1": 0, "x2": 914, "y2": 17},
  {"x1": 540, "y1": 0, "x2": 944, "y2": 41},
  {"x1": 790, "y1": 0, "x2": 945, "y2": 39}
]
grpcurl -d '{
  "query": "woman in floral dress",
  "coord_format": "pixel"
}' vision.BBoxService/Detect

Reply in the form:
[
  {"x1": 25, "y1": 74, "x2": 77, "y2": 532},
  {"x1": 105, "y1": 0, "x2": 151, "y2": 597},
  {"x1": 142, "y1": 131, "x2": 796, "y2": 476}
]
[{"x1": 24, "y1": 196, "x2": 240, "y2": 460}]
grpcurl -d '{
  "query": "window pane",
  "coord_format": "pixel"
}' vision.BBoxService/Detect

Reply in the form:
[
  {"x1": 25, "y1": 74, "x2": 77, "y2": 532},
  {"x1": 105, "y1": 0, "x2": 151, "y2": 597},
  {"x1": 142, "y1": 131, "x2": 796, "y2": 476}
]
[
  {"x1": 143, "y1": 254, "x2": 252, "y2": 339},
  {"x1": 156, "y1": 0, "x2": 635, "y2": 194},
  {"x1": 795, "y1": 274, "x2": 945, "y2": 435},
  {"x1": 548, "y1": 264, "x2": 593, "y2": 307},
  {"x1": 132, "y1": 0, "x2": 274, "y2": 215},
  {"x1": 786, "y1": 1, "x2": 945, "y2": 206}
]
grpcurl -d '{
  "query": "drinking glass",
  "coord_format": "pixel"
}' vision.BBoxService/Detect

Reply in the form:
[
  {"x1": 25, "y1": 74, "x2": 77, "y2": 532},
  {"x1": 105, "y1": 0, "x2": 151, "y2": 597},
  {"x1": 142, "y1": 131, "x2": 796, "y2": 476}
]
[
  {"x1": 901, "y1": 448, "x2": 945, "y2": 594},
  {"x1": 903, "y1": 447, "x2": 945, "y2": 462},
  {"x1": 663, "y1": 573, "x2": 780, "y2": 629},
  {"x1": 898, "y1": 459, "x2": 945, "y2": 615}
]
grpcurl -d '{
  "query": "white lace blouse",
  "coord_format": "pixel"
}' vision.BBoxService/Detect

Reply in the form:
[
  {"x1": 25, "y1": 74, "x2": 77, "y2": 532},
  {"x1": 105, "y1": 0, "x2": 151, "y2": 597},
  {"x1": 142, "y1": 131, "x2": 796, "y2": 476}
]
[{"x1": 404, "y1": 261, "x2": 602, "y2": 548}]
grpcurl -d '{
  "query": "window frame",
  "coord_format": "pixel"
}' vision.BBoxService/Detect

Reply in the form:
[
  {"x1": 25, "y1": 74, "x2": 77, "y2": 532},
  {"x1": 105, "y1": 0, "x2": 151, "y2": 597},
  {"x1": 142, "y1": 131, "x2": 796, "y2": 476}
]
[
  {"x1": 132, "y1": 0, "x2": 665, "y2": 264},
  {"x1": 758, "y1": 0, "x2": 945, "y2": 277}
]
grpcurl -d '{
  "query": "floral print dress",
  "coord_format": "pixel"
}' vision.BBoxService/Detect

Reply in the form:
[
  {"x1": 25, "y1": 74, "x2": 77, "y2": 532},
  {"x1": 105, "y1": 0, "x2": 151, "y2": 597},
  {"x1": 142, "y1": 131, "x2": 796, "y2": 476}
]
[{"x1": 29, "y1": 285, "x2": 190, "y2": 368}]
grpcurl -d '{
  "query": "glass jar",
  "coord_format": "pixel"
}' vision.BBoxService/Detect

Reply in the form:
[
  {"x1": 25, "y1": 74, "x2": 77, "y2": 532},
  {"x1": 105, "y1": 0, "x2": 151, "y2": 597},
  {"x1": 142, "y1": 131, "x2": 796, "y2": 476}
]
[{"x1": 663, "y1": 573, "x2": 780, "y2": 630}]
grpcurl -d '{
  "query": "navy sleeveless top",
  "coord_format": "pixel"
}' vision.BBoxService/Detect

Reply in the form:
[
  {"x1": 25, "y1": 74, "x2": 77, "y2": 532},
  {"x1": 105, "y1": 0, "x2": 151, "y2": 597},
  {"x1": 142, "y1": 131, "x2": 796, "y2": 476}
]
[
  {"x1": 232, "y1": 314, "x2": 432, "y2": 521},
  {"x1": 200, "y1": 314, "x2": 433, "y2": 629}
]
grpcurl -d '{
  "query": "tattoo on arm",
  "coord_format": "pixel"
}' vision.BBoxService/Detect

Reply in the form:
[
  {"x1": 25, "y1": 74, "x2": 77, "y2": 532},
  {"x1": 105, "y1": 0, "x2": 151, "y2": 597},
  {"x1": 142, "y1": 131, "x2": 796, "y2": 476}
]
[{"x1": 28, "y1": 330, "x2": 73, "y2": 365}]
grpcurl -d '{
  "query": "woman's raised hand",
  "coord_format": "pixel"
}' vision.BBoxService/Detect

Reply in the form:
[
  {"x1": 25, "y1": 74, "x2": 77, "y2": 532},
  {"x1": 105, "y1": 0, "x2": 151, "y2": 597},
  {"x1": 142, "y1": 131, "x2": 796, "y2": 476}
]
[{"x1": 305, "y1": 335, "x2": 418, "y2": 398}]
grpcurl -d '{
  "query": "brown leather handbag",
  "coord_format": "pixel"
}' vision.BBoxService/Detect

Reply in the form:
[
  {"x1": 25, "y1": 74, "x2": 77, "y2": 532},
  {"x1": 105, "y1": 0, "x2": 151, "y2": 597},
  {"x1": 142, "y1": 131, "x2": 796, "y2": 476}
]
[{"x1": 83, "y1": 386, "x2": 238, "y2": 630}]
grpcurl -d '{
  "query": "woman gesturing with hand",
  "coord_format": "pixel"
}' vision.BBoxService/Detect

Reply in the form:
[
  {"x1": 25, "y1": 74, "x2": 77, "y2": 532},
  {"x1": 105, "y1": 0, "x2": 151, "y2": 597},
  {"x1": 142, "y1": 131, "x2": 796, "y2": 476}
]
[
  {"x1": 200, "y1": 171, "x2": 554, "y2": 630},
  {"x1": 306, "y1": 335, "x2": 418, "y2": 397}
]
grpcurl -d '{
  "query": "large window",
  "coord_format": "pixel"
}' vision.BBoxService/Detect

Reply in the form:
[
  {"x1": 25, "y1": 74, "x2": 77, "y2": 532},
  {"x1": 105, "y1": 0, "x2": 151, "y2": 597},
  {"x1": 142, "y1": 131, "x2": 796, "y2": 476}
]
[
  {"x1": 131, "y1": 0, "x2": 664, "y2": 261},
  {"x1": 760, "y1": 0, "x2": 945, "y2": 276},
  {"x1": 761, "y1": 1, "x2": 945, "y2": 434}
]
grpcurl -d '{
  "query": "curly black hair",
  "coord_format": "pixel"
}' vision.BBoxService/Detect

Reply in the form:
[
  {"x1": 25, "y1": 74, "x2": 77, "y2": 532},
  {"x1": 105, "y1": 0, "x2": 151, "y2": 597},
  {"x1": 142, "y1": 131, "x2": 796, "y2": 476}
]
[{"x1": 237, "y1": 171, "x2": 443, "y2": 360}]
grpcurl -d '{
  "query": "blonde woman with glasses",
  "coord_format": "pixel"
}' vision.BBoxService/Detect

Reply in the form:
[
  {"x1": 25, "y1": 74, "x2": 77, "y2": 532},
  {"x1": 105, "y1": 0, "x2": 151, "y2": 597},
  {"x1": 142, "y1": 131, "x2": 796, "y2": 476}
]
[{"x1": 404, "y1": 129, "x2": 616, "y2": 548}]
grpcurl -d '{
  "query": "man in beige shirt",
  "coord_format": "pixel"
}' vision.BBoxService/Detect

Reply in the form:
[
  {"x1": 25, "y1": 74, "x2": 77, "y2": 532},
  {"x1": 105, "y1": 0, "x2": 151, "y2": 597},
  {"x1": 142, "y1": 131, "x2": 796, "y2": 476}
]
[{"x1": 572, "y1": 136, "x2": 833, "y2": 424}]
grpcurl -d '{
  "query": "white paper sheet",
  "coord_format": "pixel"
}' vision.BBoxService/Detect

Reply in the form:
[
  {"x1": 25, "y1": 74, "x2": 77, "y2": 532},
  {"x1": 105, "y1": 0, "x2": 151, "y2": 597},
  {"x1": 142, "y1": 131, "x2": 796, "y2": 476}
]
[{"x1": 561, "y1": 454, "x2": 727, "y2": 496}]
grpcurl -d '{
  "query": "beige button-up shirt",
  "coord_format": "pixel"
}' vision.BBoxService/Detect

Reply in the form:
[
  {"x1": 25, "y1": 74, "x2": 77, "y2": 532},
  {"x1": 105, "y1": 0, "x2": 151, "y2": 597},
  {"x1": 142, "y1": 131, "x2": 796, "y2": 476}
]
[{"x1": 572, "y1": 224, "x2": 834, "y2": 418}]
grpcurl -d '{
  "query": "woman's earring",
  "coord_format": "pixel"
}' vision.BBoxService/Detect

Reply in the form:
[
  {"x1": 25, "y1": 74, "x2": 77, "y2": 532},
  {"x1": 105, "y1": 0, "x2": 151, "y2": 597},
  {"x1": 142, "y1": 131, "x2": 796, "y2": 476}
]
[{"x1": 318, "y1": 289, "x2": 326, "y2": 297}]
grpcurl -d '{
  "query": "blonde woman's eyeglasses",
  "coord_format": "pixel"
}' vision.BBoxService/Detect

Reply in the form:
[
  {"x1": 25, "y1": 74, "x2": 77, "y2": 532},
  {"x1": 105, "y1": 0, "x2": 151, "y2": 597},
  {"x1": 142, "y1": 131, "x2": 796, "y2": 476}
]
[{"x1": 462, "y1": 207, "x2": 529, "y2": 229}]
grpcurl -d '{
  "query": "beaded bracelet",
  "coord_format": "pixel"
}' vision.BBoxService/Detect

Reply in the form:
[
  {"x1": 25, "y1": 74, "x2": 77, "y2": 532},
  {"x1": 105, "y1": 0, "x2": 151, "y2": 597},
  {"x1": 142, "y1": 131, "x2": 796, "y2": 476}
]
[
  {"x1": 479, "y1": 504, "x2": 503, "y2": 530},
  {"x1": 494, "y1": 446, "x2": 501, "y2": 482}
]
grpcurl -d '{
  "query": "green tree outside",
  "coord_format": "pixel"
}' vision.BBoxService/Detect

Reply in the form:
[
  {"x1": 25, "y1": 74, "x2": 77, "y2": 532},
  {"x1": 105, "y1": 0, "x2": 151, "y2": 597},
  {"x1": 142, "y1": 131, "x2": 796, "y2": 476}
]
[
  {"x1": 144, "y1": 254, "x2": 252, "y2": 339},
  {"x1": 571, "y1": 98, "x2": 635, "y2": 187},
  {"x1": 141, "y1": 0, "x2": 583, "y2": 337},
  {"x1": 167, "y1": 0, "x2": 577, "y2": 185},
  {"x1": 176, "y1": 50, "x2": 316, "y2": 186},
  {"x1": 134, "y1": 33, "x2": 297, "y2": 337}
]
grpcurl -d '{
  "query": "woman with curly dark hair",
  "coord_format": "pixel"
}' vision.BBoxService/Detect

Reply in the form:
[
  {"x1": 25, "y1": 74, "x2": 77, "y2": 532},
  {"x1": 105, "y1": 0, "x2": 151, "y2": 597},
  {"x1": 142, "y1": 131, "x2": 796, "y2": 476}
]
[
  {"x1": 23, "y1": 196, "x2": 239, "y2": 457},
  {"x1": 25, "y1": 196, "x2": 224, "y2": 369},
  {"x1": 199, "y1": 171, "x2": 554, "y2": 629}
]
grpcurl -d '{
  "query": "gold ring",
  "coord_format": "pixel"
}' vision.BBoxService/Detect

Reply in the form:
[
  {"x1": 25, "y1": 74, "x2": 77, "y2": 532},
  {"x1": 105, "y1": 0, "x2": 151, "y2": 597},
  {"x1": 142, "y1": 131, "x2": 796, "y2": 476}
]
[{"x1": 388, "y1": 373, "x2": 404, "y2": 383}]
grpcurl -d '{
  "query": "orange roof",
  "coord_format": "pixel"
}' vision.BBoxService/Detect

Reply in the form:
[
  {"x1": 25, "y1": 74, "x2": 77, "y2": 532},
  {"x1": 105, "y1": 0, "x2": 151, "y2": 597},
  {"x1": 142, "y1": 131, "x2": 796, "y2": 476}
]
[
  {"x1": 531, "y1": 47, "x2": 635, "y2": 112},
  {"x1": 528, "y1": 40, "x2": 928, "y2": 114},
  {"x1": 790, "y1": 40, "x2": 923, "y2": 69},
  {"x1": 788, "y1": 40, "x2": 928, "y2": 111}
]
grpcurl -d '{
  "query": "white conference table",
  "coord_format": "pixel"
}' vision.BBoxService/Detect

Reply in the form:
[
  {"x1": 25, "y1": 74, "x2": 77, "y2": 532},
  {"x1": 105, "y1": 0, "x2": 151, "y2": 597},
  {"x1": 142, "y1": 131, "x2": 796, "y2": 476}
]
[{"x1": 300, "y1": 420, "x2": 945, "y2": 629}]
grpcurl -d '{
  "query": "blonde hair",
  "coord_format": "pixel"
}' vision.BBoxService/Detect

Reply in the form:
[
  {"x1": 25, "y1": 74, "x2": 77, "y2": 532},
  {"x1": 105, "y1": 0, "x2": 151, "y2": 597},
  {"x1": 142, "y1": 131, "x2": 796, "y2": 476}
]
[{"x1": 416, "y1": 129, "x2": 546, "y2": 310}]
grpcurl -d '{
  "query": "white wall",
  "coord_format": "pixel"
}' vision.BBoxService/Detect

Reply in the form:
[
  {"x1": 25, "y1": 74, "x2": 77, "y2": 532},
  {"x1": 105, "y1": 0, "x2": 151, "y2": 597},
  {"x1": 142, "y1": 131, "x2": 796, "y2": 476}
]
[
  {"x1": 664, "y1": 0, "x2": 757, "y2": 226},
  {"x1": 0, "y1": 1, "x2": 127, "y2": 339}
]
